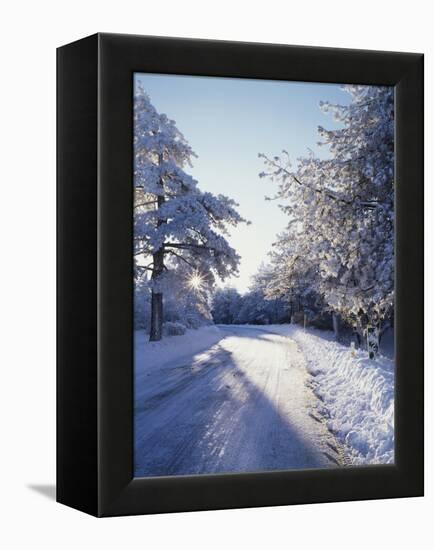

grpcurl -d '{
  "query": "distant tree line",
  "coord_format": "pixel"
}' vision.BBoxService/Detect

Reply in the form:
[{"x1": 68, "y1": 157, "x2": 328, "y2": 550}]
[{"x1": 211, "y1": 265, "x2": 332, "y2": 330}]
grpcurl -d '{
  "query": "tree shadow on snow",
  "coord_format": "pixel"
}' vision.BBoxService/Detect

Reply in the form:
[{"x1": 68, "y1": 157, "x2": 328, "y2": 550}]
[{"x1": 134, "y1": 340, "x2": 337, "y2": 478}]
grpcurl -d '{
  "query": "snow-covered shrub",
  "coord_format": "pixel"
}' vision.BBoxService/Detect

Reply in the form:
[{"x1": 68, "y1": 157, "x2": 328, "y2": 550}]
[
  {"x1": 163, "y1": 321, "x2": 187, "y2": 336},
  {"x1": 184, "y1": 313, "x2": 206, "y2": 329}
]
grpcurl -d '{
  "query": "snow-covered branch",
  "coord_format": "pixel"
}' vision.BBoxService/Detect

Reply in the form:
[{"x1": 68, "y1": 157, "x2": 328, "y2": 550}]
[{"x1": 259, "y1": 85, "x2": 394, "y2": 331}]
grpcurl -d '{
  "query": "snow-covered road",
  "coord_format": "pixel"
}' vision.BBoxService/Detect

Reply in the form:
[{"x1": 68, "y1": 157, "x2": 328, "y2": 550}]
[{"x1": 134, "y1": 325, "x2": 343, "y2": 477}]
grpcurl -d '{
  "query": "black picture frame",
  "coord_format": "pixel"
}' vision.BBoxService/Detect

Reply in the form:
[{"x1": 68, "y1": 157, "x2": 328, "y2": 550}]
[{"x1": 57, "y1": 33, "x2": 424, "y2": 517}]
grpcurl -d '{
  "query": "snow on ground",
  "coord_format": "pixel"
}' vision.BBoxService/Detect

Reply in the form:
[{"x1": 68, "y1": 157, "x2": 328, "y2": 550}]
[
  {"x1": 134, "y1": 325, "x2": 342, "y2": 477},
  {"x1": 134, "y1": 323, "x2": 394, "y2": 474},
  {"x1": 134, "y1": 325, "x2": 223, "y2": 374},
  {"x1": 259, "y1": 324, "x2": 395, "y2": 465}
]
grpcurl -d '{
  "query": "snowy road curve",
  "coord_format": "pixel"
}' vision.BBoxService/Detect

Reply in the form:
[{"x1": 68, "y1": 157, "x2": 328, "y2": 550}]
[{"x1": 134, "y1": 326, "x2": 343, "y2": 477}]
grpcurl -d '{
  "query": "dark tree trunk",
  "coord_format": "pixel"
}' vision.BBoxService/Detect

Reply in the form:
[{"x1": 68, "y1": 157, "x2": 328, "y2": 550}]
[
  {"x1": 355, "y1": 311, "x2": 368, "y2": 350},
  {"x1": 149, "y1": 291, "x2": 163, "y2": 341},
  {"x1": 149, "y1": 247, "x2": 164, "y2": 341},
  {"x1": 332, "y1": 312, "x2": 340, "y2": 340},
  {"x1": 354, "y1": 329, "x2": 362, "y2": 348},
  {"x1": 149, "y1": 154, "x2": 165, "y2": 342}
]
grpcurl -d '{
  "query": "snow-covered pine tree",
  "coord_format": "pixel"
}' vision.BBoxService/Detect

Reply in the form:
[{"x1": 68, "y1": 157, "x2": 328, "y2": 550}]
[
  {"x1": 244, "y1": 263, "x2": 288, "y2": 324},
  {"x1": 134, "y1": 87, "x2": 246, "y2": 341},
  {"x1": 259, "y1": 85, "x2": 394, "y2": 353},
  {"x1": 211, "y1": 287, "x2": 242, "y2": 324},
  {"x1": 261, "y1": 236, "x2": 318, "y2": 318}
]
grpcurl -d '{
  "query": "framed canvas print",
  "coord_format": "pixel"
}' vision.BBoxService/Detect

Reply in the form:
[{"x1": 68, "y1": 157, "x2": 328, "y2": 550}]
[{"x1": 57, "y1": 33, "x2": 423, "y2": 517}]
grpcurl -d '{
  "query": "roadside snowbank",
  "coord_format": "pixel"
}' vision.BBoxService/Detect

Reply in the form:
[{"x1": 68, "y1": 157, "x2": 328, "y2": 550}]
[
  {"x1": 260, "y1": 324, "x2": 395, "y2": 465},
  {"x1": 134, "y1": 325, "x2": 224, "y2": 374}
]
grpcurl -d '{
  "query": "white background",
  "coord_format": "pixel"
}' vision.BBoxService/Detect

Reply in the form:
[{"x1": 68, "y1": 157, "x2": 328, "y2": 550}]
[{"x1": 0, "y1": 1, "x2": 431, "y2": 548}]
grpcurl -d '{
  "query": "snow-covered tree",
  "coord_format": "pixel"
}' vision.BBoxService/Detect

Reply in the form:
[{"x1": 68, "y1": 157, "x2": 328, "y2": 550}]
[
  {"x1": 241, "y1": 264, "x2": 288, "y2": 324},
  {"x1": 211, "y1": 287, "x2": 242, "y2": 325},
  {"x1": 211, "y1": 267, "x2": 287, "y2": 326},
  {"x1": 134, "y1": 265, "x2": 213, "y2": 333},
  {"x1": 259, "y1": 85, "x2": 394, "y2": 350},
  {"x1": 134, "y1": 88, "x2": 246, "y2": 340}
]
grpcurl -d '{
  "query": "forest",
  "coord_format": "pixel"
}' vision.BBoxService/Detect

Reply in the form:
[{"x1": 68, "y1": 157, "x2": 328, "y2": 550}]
[{"x1": 134, "y1": 84, "x2": 394, "y2": 357}]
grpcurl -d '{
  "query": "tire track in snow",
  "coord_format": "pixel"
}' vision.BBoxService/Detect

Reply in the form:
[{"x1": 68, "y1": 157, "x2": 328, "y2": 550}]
[{"x1": 134, "y1": 325, "x2": 343, "y2": 477}]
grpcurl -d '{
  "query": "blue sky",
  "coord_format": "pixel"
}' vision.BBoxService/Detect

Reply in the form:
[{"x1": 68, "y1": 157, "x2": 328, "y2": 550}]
[{"x1": 135, "y1": 73, "x2": 351, "y2": 292}]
